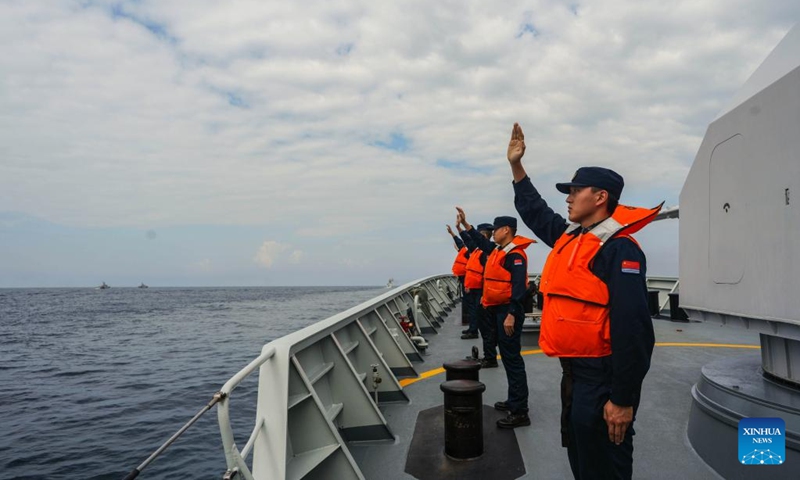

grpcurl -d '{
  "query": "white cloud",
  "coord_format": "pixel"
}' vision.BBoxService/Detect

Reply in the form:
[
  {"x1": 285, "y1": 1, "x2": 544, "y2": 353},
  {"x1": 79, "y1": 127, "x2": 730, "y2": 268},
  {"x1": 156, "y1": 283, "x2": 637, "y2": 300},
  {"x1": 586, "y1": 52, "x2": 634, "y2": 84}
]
[
  {"x1": 2, "y1": 1, "x2": 799, "y2": 284},
  {"x1": 254, "y1": 240, "x2": 304, "y2": 268},
  {"x1": 254, "y1": 240, "x2": 291, "y2": 268}
]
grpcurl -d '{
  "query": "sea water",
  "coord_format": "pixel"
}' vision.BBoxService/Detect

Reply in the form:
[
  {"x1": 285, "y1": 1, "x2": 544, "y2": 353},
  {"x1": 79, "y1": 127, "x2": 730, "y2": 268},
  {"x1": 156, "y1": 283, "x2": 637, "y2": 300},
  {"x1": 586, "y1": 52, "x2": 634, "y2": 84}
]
[{"x1": 0, "y1": 286, "x2": 384, "y2": 479}]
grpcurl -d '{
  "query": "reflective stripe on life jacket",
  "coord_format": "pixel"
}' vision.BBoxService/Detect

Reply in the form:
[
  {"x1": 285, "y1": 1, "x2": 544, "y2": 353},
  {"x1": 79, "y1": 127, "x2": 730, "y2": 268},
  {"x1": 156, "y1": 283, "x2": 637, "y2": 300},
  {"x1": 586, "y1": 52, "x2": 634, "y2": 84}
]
[
  {"x1": 481, "y1": 236, "x2": 534, "y2": 307},
  {"x1": 538, "y1": 203, "x2": 662, "y2": 357},
  {"x1": 451, "y1": 246, "x2": 468, "y2": 277}
]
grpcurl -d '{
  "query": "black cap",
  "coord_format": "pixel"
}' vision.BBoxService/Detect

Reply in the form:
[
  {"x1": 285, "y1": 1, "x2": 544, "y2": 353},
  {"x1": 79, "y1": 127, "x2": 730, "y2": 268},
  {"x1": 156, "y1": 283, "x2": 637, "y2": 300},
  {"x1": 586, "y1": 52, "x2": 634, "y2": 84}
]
[
  {"x1": 555, "y1": 166, "x2": 624, "y2": 199},
  {"x1": 476, "y1": 223, "x2": 494, "y2": 232},
  {"x1": 492, "y1": 216, "x2": 517, "y2": 229}
]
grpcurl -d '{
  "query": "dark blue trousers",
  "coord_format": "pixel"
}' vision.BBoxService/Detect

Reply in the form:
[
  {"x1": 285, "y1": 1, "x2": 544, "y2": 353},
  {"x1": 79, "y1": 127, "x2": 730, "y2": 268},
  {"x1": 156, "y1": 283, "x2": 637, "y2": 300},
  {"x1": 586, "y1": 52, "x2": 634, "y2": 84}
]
[
  {"x1": 488, "y1": 304, "x2": 527, "y2": 414},
  {"x1": 464, "y1": 290, "x2": 480, "y2": 333},
  {"x1": 562, "y1": 358, "x2": 636, "y2": 480},
  {"x1": 475, "y1": 293, "x2": 497, "y2": 359}
]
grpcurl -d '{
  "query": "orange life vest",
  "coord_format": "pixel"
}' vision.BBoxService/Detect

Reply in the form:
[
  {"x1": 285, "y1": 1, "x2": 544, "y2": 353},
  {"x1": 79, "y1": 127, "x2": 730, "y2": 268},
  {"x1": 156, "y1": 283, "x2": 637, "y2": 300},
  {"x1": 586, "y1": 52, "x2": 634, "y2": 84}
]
[
  {"x1": 538, "y1": 203, "x2": 662, "y2": 357},
  {"x1": 451, "y1": 246, "x2": 468, "y2": 277},
  {"x1": 464, "y1": 247, "x2": 486, "y2": 290},
  {"x1": 481, "y1": 236, "x2": 535, "y2": 307}
]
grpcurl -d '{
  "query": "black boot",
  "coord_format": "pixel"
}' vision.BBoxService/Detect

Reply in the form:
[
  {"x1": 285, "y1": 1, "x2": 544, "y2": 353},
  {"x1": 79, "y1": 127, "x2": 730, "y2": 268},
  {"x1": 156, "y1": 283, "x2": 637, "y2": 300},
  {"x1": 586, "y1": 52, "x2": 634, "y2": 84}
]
[
  {"x1": 497, "y1": 412, "x2": 531, "y2": 429},
  {"x1": 493, "y1": 400, "x2": 510, "y2": 411},
  {"x1": 480, "y1": 357, "x2": 499, "y2": 368}
]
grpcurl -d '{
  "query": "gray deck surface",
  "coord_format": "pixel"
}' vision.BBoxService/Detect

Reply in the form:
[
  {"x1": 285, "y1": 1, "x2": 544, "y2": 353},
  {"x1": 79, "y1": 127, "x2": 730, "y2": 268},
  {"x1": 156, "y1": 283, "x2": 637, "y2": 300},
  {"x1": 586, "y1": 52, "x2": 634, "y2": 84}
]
[{"x1": 350, "y1": 301, "x2": 763, "y2": 479}]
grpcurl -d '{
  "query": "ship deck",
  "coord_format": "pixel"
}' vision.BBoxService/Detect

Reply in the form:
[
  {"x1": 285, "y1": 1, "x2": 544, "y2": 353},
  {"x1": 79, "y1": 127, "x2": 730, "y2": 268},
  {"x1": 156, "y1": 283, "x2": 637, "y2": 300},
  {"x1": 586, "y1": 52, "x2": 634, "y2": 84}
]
[{"x1": 350, "y1": 301, "x2": 763, "y2": 479}]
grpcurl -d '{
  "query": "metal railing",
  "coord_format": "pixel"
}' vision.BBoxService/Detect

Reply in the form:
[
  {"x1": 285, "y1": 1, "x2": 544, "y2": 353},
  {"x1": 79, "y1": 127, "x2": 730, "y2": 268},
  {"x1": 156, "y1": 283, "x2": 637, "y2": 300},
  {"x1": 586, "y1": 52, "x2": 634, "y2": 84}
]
[
  {"x1": 217, "y1": 346, "x2": 277, "y2": 479},
  {"x1": 215, "y1": 274, "x2": 458, "y2": 480},
  {"x1": 119, "y1": 274, "x2": 458, "y2": 480}
]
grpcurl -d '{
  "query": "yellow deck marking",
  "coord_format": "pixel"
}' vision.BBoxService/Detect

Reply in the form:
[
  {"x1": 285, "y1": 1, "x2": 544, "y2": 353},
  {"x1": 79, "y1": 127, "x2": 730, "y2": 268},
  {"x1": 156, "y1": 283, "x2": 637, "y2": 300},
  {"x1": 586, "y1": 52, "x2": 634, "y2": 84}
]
[
  {"x1": 522, "y1": 349, "x2": 544, "y2": 356},
  {"x1": 400, "y1": 367, "x2": 446, "y2": 387},
  {"x1": 398, "y1": 342, "x2": 759, "y2": 387},
  {"x1": 654, "y1": 342, "x2": 759, "y2": 349}
]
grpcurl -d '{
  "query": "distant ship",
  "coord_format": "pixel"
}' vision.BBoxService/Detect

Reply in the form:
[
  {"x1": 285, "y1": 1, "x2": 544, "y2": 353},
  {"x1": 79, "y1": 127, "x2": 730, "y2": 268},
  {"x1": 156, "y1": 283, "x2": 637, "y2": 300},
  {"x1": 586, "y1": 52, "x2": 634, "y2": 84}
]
[
  {"x1": 386, "y1": 278, "x2": 394, "y2": 288},
  {"x1": 138, "y1": 283, "x2": 149, "y2": 289},
  {"x1": 97, "y1": 282, "x2": 110, "y2": 290}
]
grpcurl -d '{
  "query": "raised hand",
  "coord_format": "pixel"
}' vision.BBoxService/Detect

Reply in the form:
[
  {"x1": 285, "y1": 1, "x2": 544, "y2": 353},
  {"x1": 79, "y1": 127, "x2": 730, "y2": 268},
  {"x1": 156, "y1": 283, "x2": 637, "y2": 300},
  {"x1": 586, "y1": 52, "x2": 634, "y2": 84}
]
[
  {"x1": 455, "y1": 206, "x2": 466, "y2": 225},
  {"x1": 507, "y1": 122, "x2": 526, "y2": 164},
  {"x1": 455, "y1": 206, "x2": 471, "y2": 230},
  {"x1": 446, "y1": 224, "x2": 454, "y2": 236}
]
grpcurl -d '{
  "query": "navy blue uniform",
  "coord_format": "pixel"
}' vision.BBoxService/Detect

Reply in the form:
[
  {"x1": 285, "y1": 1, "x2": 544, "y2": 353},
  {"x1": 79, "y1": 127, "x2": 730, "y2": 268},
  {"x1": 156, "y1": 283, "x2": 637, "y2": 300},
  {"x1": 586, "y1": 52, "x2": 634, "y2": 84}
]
[
  {"x1": 467, "y1": 226, "x2": 530, "y2": 414},
  {"x1": 514, "y1": 176, "x2": 654, "y2": 479},
  {"x1": 452, "y1": 235, "x2": 465, "y2": 251},
  {"x1": 460, "y1": 230, "x2": 496, "y2": 358},
  {"x1": 459, "y1": 231, "x2": 481, "y2": 335}
]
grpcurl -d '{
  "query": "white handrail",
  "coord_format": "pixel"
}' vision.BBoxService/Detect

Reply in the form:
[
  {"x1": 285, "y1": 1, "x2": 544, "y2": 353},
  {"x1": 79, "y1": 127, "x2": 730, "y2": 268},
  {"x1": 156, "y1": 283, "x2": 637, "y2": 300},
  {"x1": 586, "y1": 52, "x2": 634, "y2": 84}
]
[
  {"x1": 413, "y1": 293, "x2": 422, "y2": 335},
  {"x1": 218, "y1": 346, "x2": 276, "y2": 480},
  {"x1": 221, "y1": 346, "x2": 276, "y2": 395},
  {"x1": 241, "y1": 417, "x2": 265, "y2": 460},
  {"x1": 216, "y1": 274, "x2": 456, "y2": 479}
]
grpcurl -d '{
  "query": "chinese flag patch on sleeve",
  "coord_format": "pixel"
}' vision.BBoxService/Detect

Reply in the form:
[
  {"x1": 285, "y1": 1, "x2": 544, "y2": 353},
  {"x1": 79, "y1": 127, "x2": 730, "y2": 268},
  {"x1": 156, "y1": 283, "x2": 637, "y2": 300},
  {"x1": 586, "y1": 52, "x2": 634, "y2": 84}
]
[{"x1": 621, "y1": 260, "x2": 640, "y2": 274}]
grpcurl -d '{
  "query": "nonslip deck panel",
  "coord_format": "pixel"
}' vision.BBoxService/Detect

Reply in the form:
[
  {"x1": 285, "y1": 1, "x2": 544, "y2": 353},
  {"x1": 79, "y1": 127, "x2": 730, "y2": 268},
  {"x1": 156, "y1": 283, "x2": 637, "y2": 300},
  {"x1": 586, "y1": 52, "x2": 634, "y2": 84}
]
[{"x1": 404, "y1": 405, "x2": 526, "y2": 480}]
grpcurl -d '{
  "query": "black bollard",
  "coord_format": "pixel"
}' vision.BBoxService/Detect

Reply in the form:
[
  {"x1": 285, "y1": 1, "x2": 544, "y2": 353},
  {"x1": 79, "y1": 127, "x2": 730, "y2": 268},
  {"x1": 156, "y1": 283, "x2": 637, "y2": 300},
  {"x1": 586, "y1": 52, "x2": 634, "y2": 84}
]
[
  {"x1": 440, "y1": 379, "x2": 486, "y2": 460},
  {"x1": 523, "y1": 290, "x2": 534, "y2": 313},
  {"x1": 668, "y1": 293, "x2": 689, "y2": 321},
  {"x1": 443, "y1": 359, "x2": 481, "y2": 381},
  {"x1": 647, "y1": 290, "x2": 660, "y2": 317}
]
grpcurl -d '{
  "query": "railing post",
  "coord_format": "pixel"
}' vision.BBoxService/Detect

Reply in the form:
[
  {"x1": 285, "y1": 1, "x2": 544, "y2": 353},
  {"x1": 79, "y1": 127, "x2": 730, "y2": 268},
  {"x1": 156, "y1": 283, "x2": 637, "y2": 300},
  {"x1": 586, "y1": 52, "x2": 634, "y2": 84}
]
[
  {"x1": 413, "y1": 294, "x2": 422, "y2": 330},
  {"x1": 216, "y1": 347, "x2": 277, "y2": 480},
  {"x1": 218, "y1": 395, "x2": 254, "y2": 479}
]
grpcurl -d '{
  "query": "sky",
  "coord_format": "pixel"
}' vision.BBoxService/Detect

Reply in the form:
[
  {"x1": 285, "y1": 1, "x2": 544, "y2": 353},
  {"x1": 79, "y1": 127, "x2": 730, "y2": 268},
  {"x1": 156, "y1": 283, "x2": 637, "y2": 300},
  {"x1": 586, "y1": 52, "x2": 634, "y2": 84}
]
[{"x1": 1, "y1": 1, "x2": 798, "y2": 287}]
